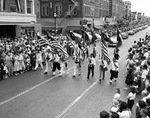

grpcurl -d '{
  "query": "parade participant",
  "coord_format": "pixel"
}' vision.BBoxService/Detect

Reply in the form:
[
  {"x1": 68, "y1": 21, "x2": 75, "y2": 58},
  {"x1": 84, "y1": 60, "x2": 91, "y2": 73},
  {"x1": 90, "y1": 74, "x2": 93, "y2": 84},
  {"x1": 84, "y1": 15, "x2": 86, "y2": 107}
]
[
  {"x1": 87, "y1": 54, "x2": 96, "y2": 80},
  {"x1": 73, "y1": 55, "x2": 82, "y2": 78},
  {"x1": 109, "y1": 57, "x2": 119, "y2": 84},
  {"x1": 93, "y1": 43, "x2": 97, "y2": 58},
  {"x1": 99, "y1": 57, "x2": 108, "y2": 82},
  {"x1": 34, "y1": 50, "x2": 43, "y2": 71},
  {"x1": 44, "y1": 48, "x2": 53, "y2": 74},
  {"x1": 114, "y1": 46, "x2": 120, "y2": 61},
  {"x1": 52, "y1": 54, "x2": 61, "y2": 76},
  {"x1": 60, "y1": 53, "x2": 69, "y2": 75}
]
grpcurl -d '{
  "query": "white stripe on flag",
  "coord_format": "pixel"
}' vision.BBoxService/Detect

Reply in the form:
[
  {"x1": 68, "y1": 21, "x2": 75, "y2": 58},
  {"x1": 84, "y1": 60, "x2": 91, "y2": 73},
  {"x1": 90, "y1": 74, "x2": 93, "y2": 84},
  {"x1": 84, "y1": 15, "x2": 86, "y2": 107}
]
[{"x1": 72, "y1": 32, "x2": 82, "y2": 39}]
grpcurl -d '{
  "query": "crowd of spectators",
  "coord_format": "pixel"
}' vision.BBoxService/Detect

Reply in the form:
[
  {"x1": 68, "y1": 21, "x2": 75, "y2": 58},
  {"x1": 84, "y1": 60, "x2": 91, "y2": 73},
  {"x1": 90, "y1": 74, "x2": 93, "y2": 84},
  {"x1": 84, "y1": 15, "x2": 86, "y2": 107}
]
[
  {"x1": 0, "y1": 35, "x2": 71, "y2": 81},
  {"x1": 99, "y1": 35, "x2": 150, "y2": 118}
]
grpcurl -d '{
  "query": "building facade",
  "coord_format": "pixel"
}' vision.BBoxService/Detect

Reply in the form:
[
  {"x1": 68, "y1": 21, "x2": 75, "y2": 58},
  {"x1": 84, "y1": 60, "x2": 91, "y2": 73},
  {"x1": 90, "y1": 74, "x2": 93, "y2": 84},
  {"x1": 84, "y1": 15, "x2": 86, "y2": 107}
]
[
  {"x1": 0, "y1": 0, "x2": 36, "y2": 38},
  {"x1": 123, "y1": 1, "x2": 131, "y2": 20},
  {"x1": 109, "y1": 0, "x2": 124, "y2": 21},
  {"x1": 37, "y1": 0, "x2": 128, "y2": 34}
]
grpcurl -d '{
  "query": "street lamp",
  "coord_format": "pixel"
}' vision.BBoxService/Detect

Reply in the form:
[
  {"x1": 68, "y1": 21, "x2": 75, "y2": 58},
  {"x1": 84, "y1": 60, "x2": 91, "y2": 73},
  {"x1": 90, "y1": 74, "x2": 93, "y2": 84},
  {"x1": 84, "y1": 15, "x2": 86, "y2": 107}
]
[{"x1": 54, "y1": 12, "x2": 57, "y2": 36}]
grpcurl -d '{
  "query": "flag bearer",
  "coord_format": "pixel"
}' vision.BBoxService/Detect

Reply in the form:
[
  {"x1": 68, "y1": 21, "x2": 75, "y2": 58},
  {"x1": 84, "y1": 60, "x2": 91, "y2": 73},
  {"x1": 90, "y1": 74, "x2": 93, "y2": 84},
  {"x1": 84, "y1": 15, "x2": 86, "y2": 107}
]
[
  {"x1": 87, "y1": 54, "x2": 96, "y2": 80},
  {"x1": 109, "y1": 57, "x2": 119, "y2": 84},
  {"x1": 44, "y1": 48, "x2": 53, "y2": 74},
  {"x1": 73, "y1": 55, "x2": 82, "y2": 77},
  {"x1": 52, "y1": 54, "x2": 61, "y2": 76},
  {"x1": 99, "y1": 58, "x2": 108, "y2": 82}
]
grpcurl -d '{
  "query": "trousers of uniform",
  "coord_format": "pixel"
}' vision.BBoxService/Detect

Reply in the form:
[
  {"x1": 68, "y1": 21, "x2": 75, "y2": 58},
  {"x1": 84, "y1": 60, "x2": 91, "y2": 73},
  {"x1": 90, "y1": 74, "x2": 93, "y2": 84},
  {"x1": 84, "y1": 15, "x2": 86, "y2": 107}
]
[
  {"x1": 73, "y1": 63, "x2": 81, "y2": 76},
  {"x1": 45, "y1": 60, "x2": 53, "y2": 72},
  {"x1": 110, "y1": 69, "x2": 118, "y2": 80},
  {"x1": 52, "y1": 61, "x2": 61, "y2": 72},
  {"x1": 35, "y1": 61, "x2": 43, "y2": 70},
  {"x1": 87, "y1": 64, "x2": 94, "y2": 78}
]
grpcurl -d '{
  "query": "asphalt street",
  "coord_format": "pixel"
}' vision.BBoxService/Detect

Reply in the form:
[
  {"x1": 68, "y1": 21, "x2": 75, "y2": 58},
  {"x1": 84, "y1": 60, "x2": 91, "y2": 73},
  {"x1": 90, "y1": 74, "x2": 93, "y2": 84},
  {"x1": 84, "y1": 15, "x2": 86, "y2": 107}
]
[{"x1": 0, "y1": 27, "x2": 150, "y2": 118}]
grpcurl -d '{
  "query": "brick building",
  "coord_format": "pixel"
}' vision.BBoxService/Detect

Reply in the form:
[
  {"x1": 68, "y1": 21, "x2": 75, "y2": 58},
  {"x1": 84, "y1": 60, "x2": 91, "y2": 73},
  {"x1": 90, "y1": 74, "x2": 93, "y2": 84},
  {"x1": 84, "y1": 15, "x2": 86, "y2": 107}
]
[
  {"x1": 124, "y1": 1, "x2": 131, "y2": 20},
  {"x1": 37, "y1": 0, "x2": 127, "y2": 34},
  {"x1": 0, "y1": 0, "x2": 36, "y2": 38}
]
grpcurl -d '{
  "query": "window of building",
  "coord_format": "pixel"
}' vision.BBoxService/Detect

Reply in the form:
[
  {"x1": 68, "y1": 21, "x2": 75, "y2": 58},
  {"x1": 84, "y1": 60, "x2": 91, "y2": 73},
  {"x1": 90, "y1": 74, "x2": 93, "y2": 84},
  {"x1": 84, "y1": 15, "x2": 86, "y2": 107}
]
[
  {"x1": 54, "y1": 3, "x2": 62, "y2": 17},
  {"x1": 27, "y1": 0, "x2": 32, "y2": 14},
  {"x1": 41, "y1": 3, "x2": 49, "y2": 16},
  {"x1": 10, "y1": 0, "x2": 17, "y2": 12},
  {"x1": 68, "y1": 4, "x2": 77, "y2": 15}
]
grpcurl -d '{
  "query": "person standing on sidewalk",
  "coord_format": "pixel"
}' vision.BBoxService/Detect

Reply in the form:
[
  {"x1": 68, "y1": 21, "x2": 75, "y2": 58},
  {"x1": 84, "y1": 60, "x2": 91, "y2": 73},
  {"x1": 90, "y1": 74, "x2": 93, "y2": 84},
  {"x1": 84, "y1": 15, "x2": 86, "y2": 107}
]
[
  {"x1": 87, "y1": 54, "x2": 96, "y2": 80},
  {"x1": 109, "y1": 57, "x2": 119, "y2": 84}
]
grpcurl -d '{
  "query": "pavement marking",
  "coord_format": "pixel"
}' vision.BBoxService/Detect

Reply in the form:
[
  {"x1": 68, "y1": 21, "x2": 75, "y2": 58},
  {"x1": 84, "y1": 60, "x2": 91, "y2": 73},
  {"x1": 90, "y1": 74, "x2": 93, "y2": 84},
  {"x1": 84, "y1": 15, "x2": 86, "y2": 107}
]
[
  {"x1": 55, "y1": 52, "x2": 127, "y2": 118},
  {"x1": 55, "y1": 79, "x2": 99, "y2": 118},
  {"x1": 0, "y1": 66, "x2": 75, "y2": 106}
]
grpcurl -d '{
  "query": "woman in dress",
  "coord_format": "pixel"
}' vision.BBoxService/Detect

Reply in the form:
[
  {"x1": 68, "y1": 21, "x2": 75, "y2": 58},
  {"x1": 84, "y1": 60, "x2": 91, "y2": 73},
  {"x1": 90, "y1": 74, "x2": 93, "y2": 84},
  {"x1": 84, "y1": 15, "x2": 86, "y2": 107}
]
[{"x1": 13, "y1": 53, "x2": 20, "y2": 75}]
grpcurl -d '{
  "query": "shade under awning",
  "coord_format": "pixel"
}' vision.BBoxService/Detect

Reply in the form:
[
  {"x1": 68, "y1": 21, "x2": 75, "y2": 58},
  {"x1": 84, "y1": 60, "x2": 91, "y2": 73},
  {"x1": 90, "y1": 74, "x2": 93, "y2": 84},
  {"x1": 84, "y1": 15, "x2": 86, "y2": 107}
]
[
  {"x1": 82, "y1": 25, "x2": 91, "y2": 31},
  {"x1": 94, "y1": 25, "x2": 103, "y2": 30}
]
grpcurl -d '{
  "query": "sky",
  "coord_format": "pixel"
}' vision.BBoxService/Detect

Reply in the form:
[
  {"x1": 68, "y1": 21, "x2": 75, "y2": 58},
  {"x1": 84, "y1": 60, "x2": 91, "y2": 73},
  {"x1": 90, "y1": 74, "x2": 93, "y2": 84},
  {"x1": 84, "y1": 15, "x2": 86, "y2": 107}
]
[{"x1": 124, "y1": 0, "x2": 150, "y2": 16}]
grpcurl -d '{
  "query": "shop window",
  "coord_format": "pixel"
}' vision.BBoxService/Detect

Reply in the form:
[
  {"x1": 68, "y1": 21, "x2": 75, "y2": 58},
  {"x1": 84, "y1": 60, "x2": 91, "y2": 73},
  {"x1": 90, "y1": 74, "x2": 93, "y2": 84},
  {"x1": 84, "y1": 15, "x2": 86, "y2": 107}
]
[
  {"x1": 54, "y1": 3, "x2": 62, "y2": 17},
  {"x1": 10, "y1": 0, "x2": 17, "y2": 12},
  {"x1": 41, "y1": 3, "x2": 49, "y2": 16},
  {"x1": 27, "y1": 0, "x2": 32, "y2": 14}
]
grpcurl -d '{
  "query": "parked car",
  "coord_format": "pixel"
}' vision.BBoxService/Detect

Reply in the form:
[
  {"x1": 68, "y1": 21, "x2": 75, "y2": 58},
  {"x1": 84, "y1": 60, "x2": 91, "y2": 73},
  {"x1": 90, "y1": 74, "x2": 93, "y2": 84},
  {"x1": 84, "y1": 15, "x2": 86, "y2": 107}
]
[
  {"x1": 128, "y1": 30, "x2": 134, "y2": 35},
  {"x1": 121, "y1": 32, "x2": 129, "y2": 39},
  {"x1": 107, "y1": 36, "x2": 122, "y2": 47}
]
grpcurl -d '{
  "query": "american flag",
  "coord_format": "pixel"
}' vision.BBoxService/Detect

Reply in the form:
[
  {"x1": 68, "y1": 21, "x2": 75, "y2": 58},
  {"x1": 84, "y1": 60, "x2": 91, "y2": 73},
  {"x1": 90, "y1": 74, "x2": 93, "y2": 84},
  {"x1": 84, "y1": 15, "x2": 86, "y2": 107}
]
[
  {"x1": 49, "y1": 39, "x2": 69, "y2": 59},
  {"x1": 37, "y1": 35, "x2": 50, "y2": 47},
  {"x1": 101, "y1": 32, "x2": 111, "y2": 64},
  {"x1": 65, "y1": 33, "x2": 81, "y2": 58}
]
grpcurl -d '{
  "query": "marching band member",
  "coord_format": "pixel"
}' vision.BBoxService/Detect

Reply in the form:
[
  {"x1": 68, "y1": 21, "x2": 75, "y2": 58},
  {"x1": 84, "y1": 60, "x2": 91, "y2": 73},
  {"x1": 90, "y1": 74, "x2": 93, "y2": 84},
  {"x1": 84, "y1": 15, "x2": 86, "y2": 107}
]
[
  {"x1": 44, "y1": 47, "x2": 53, "y2": 74},
  {"x1": 52, "y1": 53, "x2": 61, "y2": 76}
]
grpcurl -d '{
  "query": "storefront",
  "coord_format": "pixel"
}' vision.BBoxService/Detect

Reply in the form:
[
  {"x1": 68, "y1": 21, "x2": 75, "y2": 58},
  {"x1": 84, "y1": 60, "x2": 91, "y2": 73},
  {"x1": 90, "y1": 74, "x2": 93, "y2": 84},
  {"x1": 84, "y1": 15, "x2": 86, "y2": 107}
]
[{"x1": 0, "y1": 25, "x2": 16, "y2": 38}]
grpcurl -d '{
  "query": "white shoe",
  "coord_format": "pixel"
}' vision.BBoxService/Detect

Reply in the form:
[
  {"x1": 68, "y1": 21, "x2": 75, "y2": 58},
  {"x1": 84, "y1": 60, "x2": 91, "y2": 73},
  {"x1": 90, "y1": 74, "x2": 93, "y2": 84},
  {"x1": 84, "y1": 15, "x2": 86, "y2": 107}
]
[
  {"x1": 52, "y1": 72, "x2": 55, "y2": 76},
  {"x1": 109, "y1": 81, "x2": 112, "y2": 84},
  {"x1": 73, "y1": 75, "x2": 75, "y2": 77}
]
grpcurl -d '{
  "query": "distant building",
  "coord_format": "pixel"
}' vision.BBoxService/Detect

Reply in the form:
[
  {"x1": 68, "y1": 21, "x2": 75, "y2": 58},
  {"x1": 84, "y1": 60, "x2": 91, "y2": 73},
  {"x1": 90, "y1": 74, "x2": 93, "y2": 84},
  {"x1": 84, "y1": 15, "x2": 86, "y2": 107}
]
[
  {"x1": 123, "y1": 1, "x2": 131, "y2": 20},
  {"x1": 108, "y1": 0, "x2": 124, "y2": 23},
  {"x1": 37, "y1": 0, "x2": 117, "y2": 34},
  {"x1": 137, "y1": 12, "x2": 142, "y2": 21},
  {"x1": 0, "y1": 0, "x2": 36, "y2": 38}
]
